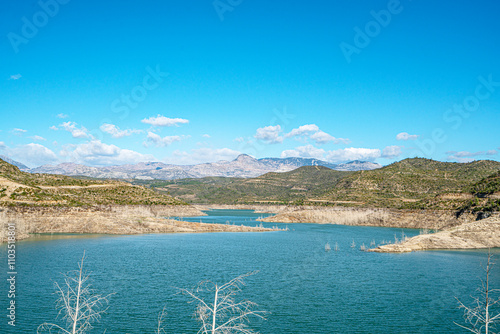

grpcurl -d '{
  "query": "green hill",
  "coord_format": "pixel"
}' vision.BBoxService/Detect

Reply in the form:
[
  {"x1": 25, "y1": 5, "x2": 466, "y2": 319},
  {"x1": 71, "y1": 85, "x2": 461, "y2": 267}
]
[
  {"x1": 136, "y1": 166, "x2": 352, "y2": 204},
  {"x1": 322, "y1": 158, "x2": 500, "y2": 208},
  {"x1": 138, "y1": 158, "x2": 500, "y2": 211},
  {"x1": 456, "y1": 170, "x2": 500, "y2": 215},
  {"x1": 467, "y1": 170, "x2": 500, "y2": 195},
  {"x1": 0, "y1": 158, "x2": 185, "y2": 206}
]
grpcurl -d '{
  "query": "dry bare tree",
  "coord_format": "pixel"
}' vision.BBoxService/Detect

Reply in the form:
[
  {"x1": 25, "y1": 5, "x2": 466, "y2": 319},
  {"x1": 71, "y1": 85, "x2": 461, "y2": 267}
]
[
  {"x1": 155, "y1": 306, "x2": 168, "y2": 334},
  {"x1": 177, "y1": 271, "x2": 267, "y2": 334},
  {"x1": 455, "y1": 251, "x2": 500, "y2": 334},
  {"x1": 37, "y1": 251, "x2": 113, "y2": 334}
]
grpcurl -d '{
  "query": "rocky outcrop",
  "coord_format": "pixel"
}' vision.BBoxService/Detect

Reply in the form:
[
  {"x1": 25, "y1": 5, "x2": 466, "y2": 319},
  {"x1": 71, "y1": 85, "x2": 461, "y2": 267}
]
[{"x1": 370, "y1": 215, "x2": 500, "y2": 253}]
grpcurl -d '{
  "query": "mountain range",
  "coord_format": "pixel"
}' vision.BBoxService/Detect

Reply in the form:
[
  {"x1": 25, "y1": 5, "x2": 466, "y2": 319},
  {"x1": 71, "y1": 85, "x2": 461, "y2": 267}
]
[{"x1": 24, "y1": 154, "x2": 381, "y2": 180}]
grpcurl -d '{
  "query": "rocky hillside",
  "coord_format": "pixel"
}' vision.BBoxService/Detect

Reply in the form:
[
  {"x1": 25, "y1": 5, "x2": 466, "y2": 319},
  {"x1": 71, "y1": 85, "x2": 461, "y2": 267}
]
[
  {"x1": 27, "y1": 154, "x2": 381, "y2": 180},
  {"x1": 0, "y1": 158, "x2": 184, "y2": 206}
]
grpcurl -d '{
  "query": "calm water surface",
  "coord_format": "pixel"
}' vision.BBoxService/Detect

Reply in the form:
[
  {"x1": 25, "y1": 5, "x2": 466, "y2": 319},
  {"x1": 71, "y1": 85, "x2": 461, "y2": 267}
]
[{"x1": 1, "y1": 209, "x2": 498, "y2": 333}]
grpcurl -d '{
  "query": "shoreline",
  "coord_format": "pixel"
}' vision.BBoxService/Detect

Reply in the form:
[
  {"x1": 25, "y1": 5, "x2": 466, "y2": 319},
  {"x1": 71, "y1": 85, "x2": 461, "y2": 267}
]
[
  {"x1": 0, "y1": 205, "x2": 275, "y2": 242},
  {"x1": 3, "y1": 204, "x2": 499, "y2": 252},
  {"x1": 198, "y1": 204, "x2": 500, "y2": 252},
  {"x1": 369, "y1": 215, "x2": 500, "y2": 253}
]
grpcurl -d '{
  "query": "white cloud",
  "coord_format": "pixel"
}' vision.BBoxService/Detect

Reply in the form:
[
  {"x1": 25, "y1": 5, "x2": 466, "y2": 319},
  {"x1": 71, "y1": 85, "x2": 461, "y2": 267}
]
[
  {"x1": 381, "y1": 145, "x2": 402, "y2": 159},
  {"x1": 202, "y1": 134, "x2": 211, "y2": 138},
  {"x1": 60, "y1": 121, "x2": 90, "y2": 139},
  {"x1": 285, "y1": 124, "x2": 319, "y2": 138},
  {"x1": 100, "y1": 123, "x2": 142, "y2": 138},
  {"x1": 254, "y1": 125, "x2": 283, "y2": 144},
  {"x1": 49, "y1": 126, "x2": 58, "y2": 131},
  {"x1": 396, "y1": 132, "x2": 419, "y2": 141},
  {"x1": 57, "y1": 113, "x2": 69, "y2": 119},
  {"x1": 326, "y1": 147, "x2": 381, "y2": 163},
  {"x1": 284, "y1": 124, "x2": 349, "y2": 145},
  {"x1": 310, "y1": 131, "x2": 350, "y2": 145},
  {"x1": 141, "y1": 115, "x2": 189, "y2": 127},
  {"x1": 9, "y1": 74, "x2": 21, "y2": 80},
  {"x1": 166, "y1": 147, "x2": 241, "y2": 165},
  {"x1": 0, "y1": 142, "x2": 6, "y2": 150},
  {"x1": 30, "y1": 135, "x2": 46, "y2": 141},
  {"x1": 446, "y1": 150, "x2": 493, "y2": 162},
  {"x1": 11, "y1": 128, "x2": 27, "y2": 136},
  {"x1": 281, "y1": 145, "x2": 325, "y2": 159},
  {"x1": 234, "y1": 137, "x2": 245, "y2": 143},
  {"x1": 61, "y1": 140, "x2": 155, "y2": 166},
  {"x1": 8, "y1": 143, "x2": 58, "y2": 167},
  {"x1": 144, "y1": 131, "x2": 185, "y2": 147}
]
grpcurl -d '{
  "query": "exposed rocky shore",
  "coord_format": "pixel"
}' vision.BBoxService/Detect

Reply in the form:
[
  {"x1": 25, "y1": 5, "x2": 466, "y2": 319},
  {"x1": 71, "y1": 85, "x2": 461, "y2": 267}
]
[
  {"x1": 255, "y1": 206, "x2": 475, "y2": 229},
  {"x1": 0, "y1": 205, "x2": 274, "y2": 242},
  {"x1": 370, "y1": 215, "x2": 500, "y2": 252},
  {"x1": 250, "y1": 205, "x2": 500, "y2": 252}
]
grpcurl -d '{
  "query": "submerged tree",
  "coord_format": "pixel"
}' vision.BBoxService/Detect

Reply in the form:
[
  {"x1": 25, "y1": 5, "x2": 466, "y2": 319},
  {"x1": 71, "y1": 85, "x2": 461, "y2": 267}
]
[
  {"x1": 455, "y1": 251, "x2": 500, "y2": 334},
  {"x1": 177, "y1": 271, "x2": 267, "y2": 334},
  {"x1": 38, "y1": 251, "x2": 113, "y2": 334},
  {"x1": 155, "y1": 306, "x2": 168, "y2": 334}
]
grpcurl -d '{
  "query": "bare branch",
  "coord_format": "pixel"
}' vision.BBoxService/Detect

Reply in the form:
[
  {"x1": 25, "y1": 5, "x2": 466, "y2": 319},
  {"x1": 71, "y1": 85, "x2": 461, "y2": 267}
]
[
  {"x1": 38, "y1": 251, "x2": 113, "y2": 334},
  {"x1": 177, "y1": 272, "x2": 267, "y2": 334},
  {"x1": 455, "y1": 250, "x2": 500, "y2": 334}
]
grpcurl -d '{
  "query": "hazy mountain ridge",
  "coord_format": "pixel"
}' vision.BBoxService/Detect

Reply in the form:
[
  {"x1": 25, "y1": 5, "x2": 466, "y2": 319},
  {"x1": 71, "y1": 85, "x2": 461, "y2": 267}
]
[{"x1": 27, "y1": 154, "x2": 382, "y2": 180}]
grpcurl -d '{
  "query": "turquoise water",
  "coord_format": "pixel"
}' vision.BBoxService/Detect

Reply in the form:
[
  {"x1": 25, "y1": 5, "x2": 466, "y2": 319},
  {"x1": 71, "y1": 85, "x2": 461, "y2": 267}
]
[{"x1": 1, "y1": 209, "x2": 499, "y2": 333}]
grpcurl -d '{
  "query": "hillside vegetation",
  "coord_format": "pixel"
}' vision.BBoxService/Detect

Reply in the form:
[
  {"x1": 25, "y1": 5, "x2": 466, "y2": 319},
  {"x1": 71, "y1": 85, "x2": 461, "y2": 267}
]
[
  {"x1": 322, "y1": 158, "x2": 500, "y2": 209},
  {"x1": 457, "y1": 170, "x2": 500, "y2": 216},
  {"x1": 0, "y1": 158, "x2": 184, "y2": 206},
  {"x1": 138, "y1": 158, "x2": 500, "y2": 212},
  {"x1": 135, "y1": 166, "x2": 352, "y2": 204}
]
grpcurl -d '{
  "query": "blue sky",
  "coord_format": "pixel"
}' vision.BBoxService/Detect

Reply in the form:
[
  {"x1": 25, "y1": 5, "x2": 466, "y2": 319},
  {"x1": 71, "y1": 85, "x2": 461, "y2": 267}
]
[{"x1": 1, "y1": 0, "x2": 499, "y2": 167}]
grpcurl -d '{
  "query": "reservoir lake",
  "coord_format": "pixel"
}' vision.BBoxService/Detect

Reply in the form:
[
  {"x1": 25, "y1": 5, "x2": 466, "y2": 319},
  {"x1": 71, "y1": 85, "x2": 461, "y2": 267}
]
[{"x1": 1, "y1": 209, "x2": 499, "y2": 333}]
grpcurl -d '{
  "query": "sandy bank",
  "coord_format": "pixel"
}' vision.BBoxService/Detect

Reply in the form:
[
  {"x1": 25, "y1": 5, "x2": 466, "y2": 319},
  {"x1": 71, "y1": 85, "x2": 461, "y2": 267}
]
[
  {"x1": 0, "y1": 205, "x2": 274, "y2": 242},
  {"x1": 370, "y1": 215, "x2": 500, "y2": 253}
]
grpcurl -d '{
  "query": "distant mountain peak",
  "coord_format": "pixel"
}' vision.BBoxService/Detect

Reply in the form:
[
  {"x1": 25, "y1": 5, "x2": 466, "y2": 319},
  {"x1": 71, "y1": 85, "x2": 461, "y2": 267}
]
[{"x1": 235, "y1": 154, "x2": 257, "y2": 162}]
